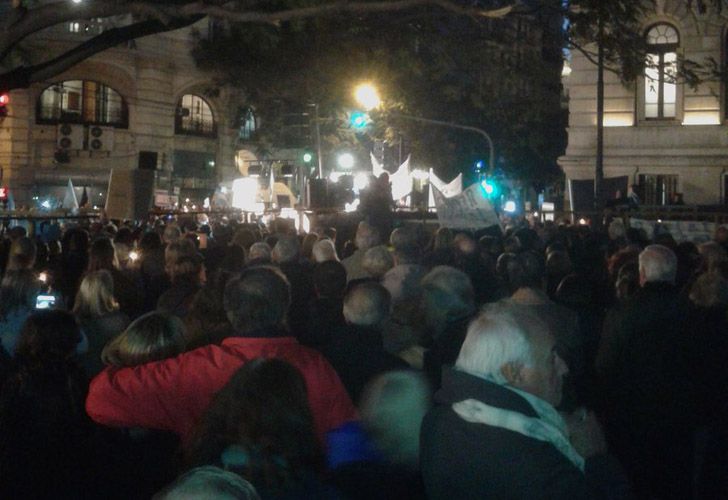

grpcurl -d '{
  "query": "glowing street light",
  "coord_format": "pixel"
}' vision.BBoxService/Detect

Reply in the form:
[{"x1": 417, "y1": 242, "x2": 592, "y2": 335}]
[
  {"x1": 354, "y1": 83, "x2": 381, "y2": 111},
  {"x1": 337, "y1": 152, "x2": 355, "y2": 170}
]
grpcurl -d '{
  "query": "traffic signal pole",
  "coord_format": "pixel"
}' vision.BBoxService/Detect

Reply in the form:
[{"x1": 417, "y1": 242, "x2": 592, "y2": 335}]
[{"x1": 390, "y1": 113, "x2": 495, "y2": 174}]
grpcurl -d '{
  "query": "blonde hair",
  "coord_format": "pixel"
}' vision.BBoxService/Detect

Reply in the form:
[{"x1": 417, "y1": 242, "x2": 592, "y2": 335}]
[
  {"x1": 73, "y1": 270, "x2": 119, "y2": 317},
  {"x1": 102, "y1": 311, "x2": 186, "y2": 367},
  {"x1": 7, "y1": 237, "x2": 36, "y2": 271}
]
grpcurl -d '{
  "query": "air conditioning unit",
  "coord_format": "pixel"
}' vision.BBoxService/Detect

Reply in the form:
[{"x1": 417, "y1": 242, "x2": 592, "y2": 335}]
[
  {"x1": 88, "y1": 126, "x2": 115, "y2": 152},
  {"x1": 56, "y1": 123, "x2": 84, "y2": 150}
]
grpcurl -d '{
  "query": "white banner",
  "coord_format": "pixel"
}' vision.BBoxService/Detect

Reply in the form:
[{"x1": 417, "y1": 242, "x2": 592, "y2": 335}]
[
  {"x1": 370, "y1": 152, "x2": 385, "y2": 178},
  {"x1": 630, "y1": 218, "x2": 718, "y2": 243},
  {"x1": 432, "y1": 183, "x2": 500, "y2": 230},
  {"x1": 428, "y1": 170, "x2": 463, "y2": 208},
  {"x1": 391, "y1": 155, "x2": 412, "y2": 200}
]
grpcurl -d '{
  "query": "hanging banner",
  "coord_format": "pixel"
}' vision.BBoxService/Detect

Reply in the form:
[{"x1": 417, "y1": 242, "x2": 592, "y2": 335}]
[
  {"x1": 62, "y1": 178, "x2": 79, "y2": 210},
  {"x1": 370, "y1": 152, "x2": 385, "y2": 178},
  {"x1": 432, "y1": 183, "x2": 500, "y2": 230},
  {"x1": 630, "y1": 218, "x2": 718, "y2": 243},
  {"x1": 390, "y1": 155, "x2": 412, "y2": 200},
  {"x1": 428, "y1": 170, "x2": 463, "y2": 208}
]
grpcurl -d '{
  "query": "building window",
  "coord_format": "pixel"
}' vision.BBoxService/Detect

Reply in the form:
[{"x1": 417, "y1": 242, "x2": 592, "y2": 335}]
[
  {"x1": 638, "y1": 174, "x2": 679, "y2": 205},
  {"x1": 644, "y1": 24, "x2": 679, "y2": 119},
  {"x1": 37, "y1": 80, "x2": 128, "y2": 127},
  {"x1": 237, "y1": 107, "x2": 257, "y2": 140},
  {"x1": 175, "y1": 94, "x2": 216, "y2": 137}
]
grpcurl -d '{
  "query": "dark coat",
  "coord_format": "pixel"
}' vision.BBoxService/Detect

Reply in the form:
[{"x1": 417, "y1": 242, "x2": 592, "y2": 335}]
[{"x1": 420, "y1": 368, "x2": 629, "y2": 500}]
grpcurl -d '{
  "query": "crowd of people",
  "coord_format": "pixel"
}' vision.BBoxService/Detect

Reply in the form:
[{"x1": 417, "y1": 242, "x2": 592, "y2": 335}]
[{"x1": 0, "y1": 212, "x2": 727, "y2": 499}]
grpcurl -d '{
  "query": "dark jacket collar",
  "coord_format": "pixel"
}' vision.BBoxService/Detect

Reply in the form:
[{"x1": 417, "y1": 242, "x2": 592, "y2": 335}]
[{"x1": 435, "y1": 367, "x2": 539, "y2": 419}]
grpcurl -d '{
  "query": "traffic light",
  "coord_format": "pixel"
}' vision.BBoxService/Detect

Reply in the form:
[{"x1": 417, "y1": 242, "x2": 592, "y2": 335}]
[
  {"x1": 350, "y1": 111, "x2": 369, "y2": 130},
  {"x1": 302, "y1": 152, "x2": 313, "y2": 163},
  {"x1": 0, "y1": 93, "x2": 8, "y2": 118},
  {"x1": 481, "y1": 179, "x2": 499, "y2": 198}
]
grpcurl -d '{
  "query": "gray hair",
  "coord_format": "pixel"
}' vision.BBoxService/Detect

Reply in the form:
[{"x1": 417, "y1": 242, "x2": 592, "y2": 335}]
[
  {"x1": 248, "y1": 242, "x2": 272, "y2": 262},
  {"x1": 421, "y1": 266, "x2": 475, "y2": 320},
  {"x1": 272, "y1": 235, "x2": 300, "y2": 264},
  {"x1": 312, "y1": 239, "x2": 339, "y2": 263},
  {"x1": 360, "y1": 371, "x2": 430, "y2": 468},
  {"x1": 355, "y1": 221, "x2": 380, "y2": 251},
  {"x1": 343, "y1": 282, "x2": 391, "y2": 327},
  {"x1": 455, "y1": 302, "x2": 537, "y2": 382},
  {"x1": 155, "y1": 466, "x2": 260, "y2": 500},
  {"x1": 362, "y1": 245, "x2": 394, "y2": 278},
  {"x1": 639, "y1": 244, "x2": 677, "y2": 284}
]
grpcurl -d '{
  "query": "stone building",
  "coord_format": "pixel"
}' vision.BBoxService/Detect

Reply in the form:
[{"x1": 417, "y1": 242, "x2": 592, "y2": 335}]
[
  {"x1": 559, "y1": 0, "x2": 728, "y2": 208},
  {"x1": 0, "y1": 12, "x2": 247, "y2": 209}
]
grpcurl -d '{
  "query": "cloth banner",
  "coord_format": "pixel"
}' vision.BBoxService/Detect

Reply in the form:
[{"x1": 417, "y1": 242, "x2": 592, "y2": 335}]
[
  {"x1": 370, "y1": 152, "x2": 385, "y2": 178},
  {"x1": 428, "y1": 170, "x2": 463, "y2": 208},
  {"x1": 62, "y1": 178, "x2": 79, "y2": 210},
  {"x1": 432, "y1": 183, "x2": 500, "y2": 230},
  {"x1": 630, "y1": 218, "x2": 718, "y2": 243},
  {"x1": 390, "y1": 155, "x2": 412, "y2": 201}
]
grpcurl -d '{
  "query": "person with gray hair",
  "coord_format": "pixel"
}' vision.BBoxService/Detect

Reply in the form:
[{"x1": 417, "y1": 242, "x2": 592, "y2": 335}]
[
  {"x1": 597, "y1": 243, "x2": 698, "y2": 500},
  {"x1": 421, "y1": 301, "x2": 629, "y2": 499},
  {"x1": 272, "y1": 234, "x2": 314, "y2": 339},
  {"x1": 341, "y1": 221, "x2": 381, "y2": 282},
  {"x1": 312, "y1": 238, "x2": 339, "y2": 263},
  {"x1": 420, "y1": 266, "x2": 476, "y2": 390},
  {"x1": 362, "y1": 245, "x2": 394, "y2": 280},
  {"x1": 321, "y1": 282, "x2": 408, "y2": 402},
  {"x1": 246, "y1": 242, "x2": 271, "y2": 266},
  {"x1": 155, "y1": 466, "x2": 260, "y2": 500}
]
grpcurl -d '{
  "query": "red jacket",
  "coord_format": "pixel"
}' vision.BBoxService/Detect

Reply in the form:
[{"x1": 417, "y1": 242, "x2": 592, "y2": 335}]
[{"x1": 86, "y1": 336, "x2": 357, "y2": 442}]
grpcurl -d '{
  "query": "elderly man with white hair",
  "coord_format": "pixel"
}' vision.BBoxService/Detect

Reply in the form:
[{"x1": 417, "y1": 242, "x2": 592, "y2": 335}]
[
  {"x1": 597, "y1": 244, "x2": 698, "y2": 500},
  {"x1": 421, "y1": 301, "x2": 629, "y2": 499}
]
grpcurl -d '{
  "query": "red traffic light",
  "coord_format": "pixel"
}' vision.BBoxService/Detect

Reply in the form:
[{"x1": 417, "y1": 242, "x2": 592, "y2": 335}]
[{"x1": 0, "y1": 93, "x2": 8, "y2": 105}]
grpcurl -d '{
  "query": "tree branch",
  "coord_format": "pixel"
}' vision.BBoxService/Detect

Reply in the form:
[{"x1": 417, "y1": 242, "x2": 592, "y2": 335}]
[{"x1": 0, "y1": 15, "x2": 204, "y2": 92}]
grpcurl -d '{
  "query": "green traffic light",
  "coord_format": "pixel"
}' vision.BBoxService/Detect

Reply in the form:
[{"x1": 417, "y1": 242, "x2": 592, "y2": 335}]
[{"x1": 303, "y1": 152, "x2": 313, "y2": 163}]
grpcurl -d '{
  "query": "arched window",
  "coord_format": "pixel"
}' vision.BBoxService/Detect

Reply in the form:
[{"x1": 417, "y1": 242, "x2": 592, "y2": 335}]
[
  {"x1": 175, "y1": 94, "x2": 216, "y2": 137},
  {"x1": 644, "y1": 24, "x2": 679, "y2": 119},
  {"x1": 237, "y1": 106, "x2": 257, "y2": 140},
  {"x1": 37, "y1": 80, "x2": 128, "y2": 127}
]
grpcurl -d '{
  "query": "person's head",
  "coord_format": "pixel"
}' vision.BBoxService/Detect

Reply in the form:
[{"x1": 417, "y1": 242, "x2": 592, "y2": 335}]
[
  {"x1": 608, "y1": 219, "x2": 626, "y2": 241},
  {"x1": 87, "y1": 236, "x2": 118, "y2": 272},
  {"x1": 0, "y1": 269, "x2": 41, "y2": 317},
  {"x1": 185, "y1": 359, "x2": 321, "y2": 488},
  {"x1": 7, "y1": 236, "x2": 37, "y2": 271},
  {"x1": 163, "y1": 224, "x2": 182, "y2": 245},
  {"x1": 248, "y1": 242, "x2": 272, "y2": 263},
  {"x1": 312, "y1": 239, "x2": 339, "y2": 263},
  {"x1": 271, "y1": 235, "x2": 300, "y2": 264},
  {"x1": 223, "y1": 266, "x2": 290, "y2": 335},
  {"x1": 638, "y1": 244, "x2": 677, "y2": 286},
  {"x1": 140, "y1": 231, "x2": 163, "y2": 252},
  {"x1": 313, "y1": 260, "x2": 347, "y2": 299},
  {"x1": 432, "y1": 227, "x2": 454, "y2": 251},
  {"x1": 420, "y1": 266, "x2": 475, "y2": 334},
  {"x1": 455, "y1": 301, "x2": 568, "y2": 407},
  {"x1": 389, "y1": 226, "x2": 420, "y2": 264},
  {"x1": 231, "y1": 228, "x2": 257, "y2": 251},
  {"x1": 698, "y1": 241, "x2": 728, "y2": 272},
  {"x1": 689, "y1": 271, "x2": 728, "y2": 308},
  {"x1": 355, "y1": 221, "x2": 380, "y2": 252},
  {"x1": 359, "y1": 371, "x2": 430, "y2": 468},
  {"x1": 507, "y1": 251, "x2": 545, "y2": 290},
  {"x1": 362, "y1": 245, "x2": 394, "y2": 279},
  {"x1": 101, "y1": 311, "x2": 186, "y2": 367},
  {"x1": 155, "y1": 466, "x2": 260, "y2": 500},
  {"x1": 343, "y1": 282, "x2": 392, "y2": 328},
  {"x1": 16, "y1": 310, "x2": 82, "y2": 371},
  {"x1": 73, "y1": 270, "x2": 119, "y2": 317},
  {"x1": 301, "y1": 233, "x2": 319, "y2": 260},
  {"x1": 166, "y1": 238, "x2": 200, "y2": 278},
  {"x1": 323, "y1": 227, "x2": 337, "y2": 243}
]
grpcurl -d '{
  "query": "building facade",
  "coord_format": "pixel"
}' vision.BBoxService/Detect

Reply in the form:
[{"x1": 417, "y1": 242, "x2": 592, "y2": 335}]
[
  {"x1": 559, "y1": 0, "x2": 728, "y2": 208},
  {"x1": 0, "y1": 12, "x2": 247, "y2": 209}
]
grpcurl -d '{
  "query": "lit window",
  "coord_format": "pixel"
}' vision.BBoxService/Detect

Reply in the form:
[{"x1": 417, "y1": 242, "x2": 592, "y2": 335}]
[
  {"x1": 37, "y1": 80, "x2": 128, "y2": 127},
  {"x1": 69, "y1": 22, "x2": 81, "y2": 33},
  {"x1": 237, "y1": 107, "x2": 257, "y2": 140},
  {"x1": 644, "y1": 24, "x2": 679, "y2": 119},
  {"x1": 175, "y1": 95, "x2": 216, "y2": 137}
]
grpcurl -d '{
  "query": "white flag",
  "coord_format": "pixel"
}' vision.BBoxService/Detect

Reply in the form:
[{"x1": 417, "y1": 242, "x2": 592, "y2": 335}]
[
  {"x1": 428, "y1": 170, "x2": 463, "y2": 208},
  {"x1": 63, "y1": 178, "x2": 79, "y2": 209},
  {"x1": 390, "y1": 155, "x2": 412, "y2": 201},
  {"x1": 370, "y1": 152, "x2": 385, "y2": 178}
]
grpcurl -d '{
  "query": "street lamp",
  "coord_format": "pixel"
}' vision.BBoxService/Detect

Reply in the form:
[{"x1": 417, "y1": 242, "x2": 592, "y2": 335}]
[
  {"x1": 337, "y1": 152, "x2": 355, "y2": 170},
  {"x1": 354, "y1": 83, "x2": 381, "y2": 111}
]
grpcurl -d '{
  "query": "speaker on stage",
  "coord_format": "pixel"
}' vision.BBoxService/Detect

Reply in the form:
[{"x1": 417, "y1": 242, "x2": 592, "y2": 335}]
[{"x1": 308, "y1": 179, "x2": 329, "y2": 208}]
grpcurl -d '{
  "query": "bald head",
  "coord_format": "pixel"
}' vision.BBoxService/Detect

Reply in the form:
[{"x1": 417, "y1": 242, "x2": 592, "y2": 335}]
[{"x1": 639, "y1": 244, "x2": 677, "y2": 285}]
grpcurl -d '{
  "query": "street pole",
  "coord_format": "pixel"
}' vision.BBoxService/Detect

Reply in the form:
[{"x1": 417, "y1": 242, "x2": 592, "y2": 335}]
[
  {"x1": 312, "y1": 103, "x2": 323, "y2": 179},
  {"x1": 391, "y1": 113, "x2": 495, "y2": 174},
  {"x1": 595, "y1": 12, "x2": 605, "y2": 222}
]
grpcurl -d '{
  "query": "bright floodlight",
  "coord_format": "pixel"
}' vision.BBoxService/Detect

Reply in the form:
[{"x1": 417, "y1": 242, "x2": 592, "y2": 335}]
[
  {"x1": 231, "y1": 177, "x2": 259, "y2": 211},
  {"x1": 338, "y1": 153, "x2": 355, "y2": 169},
  {"x1": 329, "y1": 172, "x2": 343, "y2": 183},
  {"x1": 354, "y1": 83, "x2": 381, "y2": 111},
  {"x1": 72, "y1": 0, "x2": 83, "y2": 4},
  {"x1": 412, "y1": 169, "x2": 429, "y2": 181},
  {"x1": 354, "y1": 172, "x2": 370, "y2": 191},
  {"x1": 503, "y1": 201, "x2": 517, "y2": 213}
]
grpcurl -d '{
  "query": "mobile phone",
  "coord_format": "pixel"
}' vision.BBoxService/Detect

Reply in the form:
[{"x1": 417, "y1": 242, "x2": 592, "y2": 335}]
[{"x1": 35, "y1": 294, "x2": 56, "y2": 310}]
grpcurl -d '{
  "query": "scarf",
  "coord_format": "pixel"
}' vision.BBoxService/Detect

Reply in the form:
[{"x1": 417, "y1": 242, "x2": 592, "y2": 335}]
[{"x1": 451, "y1": 375, "x2": 585, "y2": 472}]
